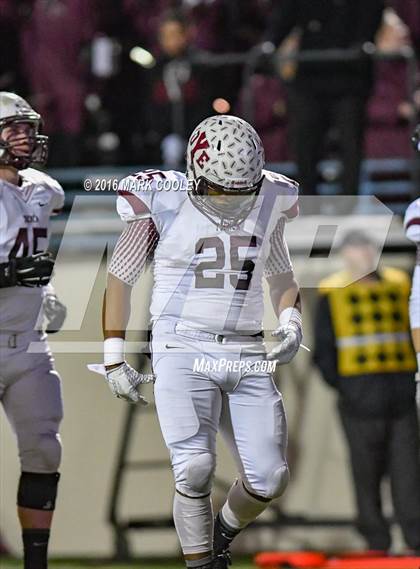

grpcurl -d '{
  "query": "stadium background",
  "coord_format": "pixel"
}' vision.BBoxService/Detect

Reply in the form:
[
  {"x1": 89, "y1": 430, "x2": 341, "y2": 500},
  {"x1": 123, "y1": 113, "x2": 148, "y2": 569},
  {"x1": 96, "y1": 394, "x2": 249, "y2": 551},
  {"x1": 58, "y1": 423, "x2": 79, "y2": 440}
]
[{"x1": 0, "y1": 0, "x2": 419, "y2": 565}]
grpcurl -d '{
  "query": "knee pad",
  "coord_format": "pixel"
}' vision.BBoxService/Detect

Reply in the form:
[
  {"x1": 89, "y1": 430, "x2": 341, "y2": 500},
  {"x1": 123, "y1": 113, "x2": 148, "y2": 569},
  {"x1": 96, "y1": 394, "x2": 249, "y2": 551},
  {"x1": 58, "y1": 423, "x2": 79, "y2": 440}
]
[
  {"x1": 177, "y1": 452, "x2": 216, "y2": 497},
  {"x1": 17, "y1": 423, "x2": 62, "y2": 473},
  {"x1": 266, "y1": 464, "x2": 290, "y2": 499},
  {"x1": 17, "y1": 471, "x2": 60, "y2": 511},
  {"x1": 246, "y1": 463, "x2": 290, "y2": 500}
]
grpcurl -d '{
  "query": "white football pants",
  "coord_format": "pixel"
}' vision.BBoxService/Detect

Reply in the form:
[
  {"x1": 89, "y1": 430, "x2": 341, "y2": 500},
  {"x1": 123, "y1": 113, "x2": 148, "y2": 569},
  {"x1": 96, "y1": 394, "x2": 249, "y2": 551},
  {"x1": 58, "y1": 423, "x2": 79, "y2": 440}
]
[
  {"x1": 0, "y1": 330, "x2": 63, "y2": 473},
  {"x1": 151, "y1": 318, "x2": 289, "y2": 500}
]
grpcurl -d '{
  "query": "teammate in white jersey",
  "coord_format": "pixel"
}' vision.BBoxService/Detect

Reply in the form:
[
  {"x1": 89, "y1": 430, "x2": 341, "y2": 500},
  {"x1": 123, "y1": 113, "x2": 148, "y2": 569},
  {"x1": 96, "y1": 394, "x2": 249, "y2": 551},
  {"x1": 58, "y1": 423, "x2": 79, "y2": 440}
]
[
  {"x1": 404, "y1": 124, "x2": 420, "y2": 416},
  {"x1": 101, "y1": 115, "x2": 302, "y2": 568},
  {"x1": 0, "y1": 92, "x2": 66, "y2": 569}
]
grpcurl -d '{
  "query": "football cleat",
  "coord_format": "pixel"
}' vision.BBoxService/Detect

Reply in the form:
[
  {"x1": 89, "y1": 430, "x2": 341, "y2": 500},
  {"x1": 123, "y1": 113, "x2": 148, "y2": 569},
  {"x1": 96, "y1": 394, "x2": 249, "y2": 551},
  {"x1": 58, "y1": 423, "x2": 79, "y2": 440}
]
[{"x1": 212, "y1": 550, "x2": 232, "y2": 568}]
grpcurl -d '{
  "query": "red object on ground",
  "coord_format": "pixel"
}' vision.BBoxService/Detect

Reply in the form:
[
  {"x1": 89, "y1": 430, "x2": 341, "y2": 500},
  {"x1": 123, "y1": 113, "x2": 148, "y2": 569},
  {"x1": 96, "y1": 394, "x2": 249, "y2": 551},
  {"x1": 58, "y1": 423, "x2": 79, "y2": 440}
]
[
  {"x1": 337, "y1": 551, "x2": 389, "y2": 557},
  {"x1": 325, "y1": 556, "x2": 420, "y2": 569},
  {"x1": 254, "y1": 551, "x2": 420, "y2": 569},
  {"x1": 254, "y1": 551, "x2": 327, "y2": 568}
]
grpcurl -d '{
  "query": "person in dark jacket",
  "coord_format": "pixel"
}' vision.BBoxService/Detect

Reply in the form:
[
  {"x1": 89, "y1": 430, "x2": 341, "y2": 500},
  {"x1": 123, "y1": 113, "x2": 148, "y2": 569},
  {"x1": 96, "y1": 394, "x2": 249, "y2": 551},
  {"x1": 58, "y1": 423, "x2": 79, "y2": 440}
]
[
  {"x1": 143, "y1": 9, "x2": 219, "y2": 167},
  {"x1": 266, "y1": 0, "x2": 385, "y2": 199},
  {"x1": 20, "y1": 0, "x2": 96, "y2": 166},
  {"x1": 313, "y1": 230, "x2": 420, "y2": 553}
]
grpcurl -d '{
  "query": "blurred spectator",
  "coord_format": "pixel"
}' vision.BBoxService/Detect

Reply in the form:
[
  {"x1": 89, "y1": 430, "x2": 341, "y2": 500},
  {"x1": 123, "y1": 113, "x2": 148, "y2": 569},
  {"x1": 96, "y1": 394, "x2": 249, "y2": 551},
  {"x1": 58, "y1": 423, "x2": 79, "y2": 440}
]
[
  {"x1": 122, "y1": 0, "x2": 270, "y2": 54},
  {"x1": 142, "y1": 9, "x2": 218, "y2": 167},
  {"x1": 313, "y1": 231, "x2": 420, "y2": 553},
  {"x1": 236, "y1": 29, "x2": 299, "y2": 162},
  {"x1": 187, "y1": 0, "x2": 269, "y2": 52},
  {"x1": 391, "y1": 0, "x2": 420, "y2": 54},
  {"x1": 122, "y1": 0, "x2": 178, "y2": 52},
  {"x1": 0, "y1": 1, "x2": 27, "y2": 93},
  {"x1": 365, "y1": 8, "x2": 418, "y2": 158},
  {"x1": 237, "y1": 74, "x2": 290, "y2": 162},
  {"x1": 184, "y1": 0, "x2": 230, "y2": 52},
  {"x1": 266, "y1": 0, "x2": 385, "y2": 201},
  {"x1": 20, "y1": 0, "x2": 96, "y2": 166}
]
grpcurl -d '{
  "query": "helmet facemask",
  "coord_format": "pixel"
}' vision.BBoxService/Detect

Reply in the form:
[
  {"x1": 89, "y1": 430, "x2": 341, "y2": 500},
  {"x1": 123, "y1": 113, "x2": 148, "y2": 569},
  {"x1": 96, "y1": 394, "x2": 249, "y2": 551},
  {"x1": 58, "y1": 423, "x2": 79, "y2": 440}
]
[
  {"x1": 0, "y1": 114, "x2": 49, "y2": 170},
  {"x1": 189, "y1": 175, "x2": 264, "y2": 230}
]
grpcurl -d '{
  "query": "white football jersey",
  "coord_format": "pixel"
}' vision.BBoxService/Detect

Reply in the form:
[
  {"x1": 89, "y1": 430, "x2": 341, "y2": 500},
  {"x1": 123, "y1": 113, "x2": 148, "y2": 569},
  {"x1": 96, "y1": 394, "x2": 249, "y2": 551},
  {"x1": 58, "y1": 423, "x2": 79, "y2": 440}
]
[
  {"x1": 0, "y1": 168, "x2": 64, "y2": 331},
  {"x1": 405, "y1": 198, "x2": 420, "y2": 331},
  {"x1": 116, "y1": 169, "x2": 298, "y2": 334},
  {"x1": 404, "y1": 198, "x2": 420, "y2": 245}
]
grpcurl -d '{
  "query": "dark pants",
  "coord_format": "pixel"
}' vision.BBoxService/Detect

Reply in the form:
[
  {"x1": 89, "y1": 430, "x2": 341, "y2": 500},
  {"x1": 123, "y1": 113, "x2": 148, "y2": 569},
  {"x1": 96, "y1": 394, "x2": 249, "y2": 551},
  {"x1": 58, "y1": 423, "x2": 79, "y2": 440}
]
[
  {"x1": 339, "y1": 402, "x2": 420, "y2": 550},
  {"x1": 288, "y1": 90, "x2": 367, "y2": 196}
]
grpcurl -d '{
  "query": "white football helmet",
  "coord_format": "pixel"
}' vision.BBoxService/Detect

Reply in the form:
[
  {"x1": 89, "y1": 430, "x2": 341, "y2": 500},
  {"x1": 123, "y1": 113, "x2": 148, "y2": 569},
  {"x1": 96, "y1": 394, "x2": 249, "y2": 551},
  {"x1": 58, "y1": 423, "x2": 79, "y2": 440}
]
[
  {"x1": 0, "y1": 92, "x2": 48, "y2": 169},
  {"x1": 186, "y1": 115, "x2": 265, "y2": 228}
]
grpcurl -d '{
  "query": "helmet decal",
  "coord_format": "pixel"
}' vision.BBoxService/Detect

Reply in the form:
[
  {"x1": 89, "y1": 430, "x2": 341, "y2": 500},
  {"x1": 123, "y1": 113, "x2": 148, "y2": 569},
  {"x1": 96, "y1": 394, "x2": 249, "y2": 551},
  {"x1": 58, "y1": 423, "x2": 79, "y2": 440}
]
[{"x1": 190, "y1": 130, "x2": 210, "y2": 170}]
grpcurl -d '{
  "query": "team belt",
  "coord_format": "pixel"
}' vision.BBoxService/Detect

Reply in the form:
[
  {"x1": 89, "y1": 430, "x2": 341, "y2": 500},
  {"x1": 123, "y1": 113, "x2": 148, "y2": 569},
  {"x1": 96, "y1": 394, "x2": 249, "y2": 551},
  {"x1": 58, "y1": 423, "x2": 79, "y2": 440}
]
[{"x1": 174, "y1": 323, "x2": 264, "y2": 344}]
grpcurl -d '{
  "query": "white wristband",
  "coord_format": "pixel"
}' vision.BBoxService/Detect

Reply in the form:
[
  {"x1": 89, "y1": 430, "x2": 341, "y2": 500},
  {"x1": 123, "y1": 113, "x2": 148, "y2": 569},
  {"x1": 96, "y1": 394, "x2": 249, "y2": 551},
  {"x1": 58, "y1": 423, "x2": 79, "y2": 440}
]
[
  {"x1": 104, "y1": 337, "x2": 125, "y2": 366},
  {"x1": 279, "y1": 307, "x2": 302, "y2": 331}
]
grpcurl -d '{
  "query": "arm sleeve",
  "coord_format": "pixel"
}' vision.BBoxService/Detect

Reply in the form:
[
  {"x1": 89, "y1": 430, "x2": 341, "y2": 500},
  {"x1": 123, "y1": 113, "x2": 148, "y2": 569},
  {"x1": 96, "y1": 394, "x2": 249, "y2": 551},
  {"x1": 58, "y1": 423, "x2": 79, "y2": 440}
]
[
  {"x1": 312, "y1": 295, "x2": 339, "y2": 389},
  {"x1": 265, "y1": 0, "x2": 298, "y2": 46},
  {"x1": 264, "y1": 217, "x2": 293, "y2": 278},
  {"x1": 108, "y1": 218, "x2": 159, "y2": 286}
]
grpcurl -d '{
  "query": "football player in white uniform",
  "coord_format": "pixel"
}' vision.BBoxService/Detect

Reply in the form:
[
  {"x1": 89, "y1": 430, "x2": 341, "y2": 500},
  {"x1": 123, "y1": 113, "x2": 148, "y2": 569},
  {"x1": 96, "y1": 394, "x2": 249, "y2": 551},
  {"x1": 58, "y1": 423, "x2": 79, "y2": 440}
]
[
  {"x1": 0, "y1": 93, "x2": 66, "y2": 569},
  {"x1": 404, "y1": 124, "x2": 420, "y2": 417},
  {"x1": 101, "y1": 116, "x2": 302, "y2": 568}
]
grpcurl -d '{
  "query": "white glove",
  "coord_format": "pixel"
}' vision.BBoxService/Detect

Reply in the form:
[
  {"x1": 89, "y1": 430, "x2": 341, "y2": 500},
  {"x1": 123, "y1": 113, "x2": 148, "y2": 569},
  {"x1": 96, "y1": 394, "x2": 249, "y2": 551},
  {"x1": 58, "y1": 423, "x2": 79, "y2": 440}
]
[
  {"x1": 267, "y1": 307, "x2": 303, "y2": 365},
  {"x1": 88, "y1": 362, "x2": 155, "y2": 404},
  {"x1": 267, "y1": 326, "x2": 302, "y2": 364},
  {"x1": 43, "y1": 292, "x2": 67, "y2": 333}
]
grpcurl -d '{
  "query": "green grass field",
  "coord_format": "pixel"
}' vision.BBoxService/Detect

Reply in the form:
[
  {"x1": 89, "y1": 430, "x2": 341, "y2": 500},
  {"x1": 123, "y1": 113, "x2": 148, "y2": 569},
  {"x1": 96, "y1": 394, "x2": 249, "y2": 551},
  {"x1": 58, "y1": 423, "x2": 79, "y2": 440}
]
[{"x1": 0, "y1": 559, "x2": 257, "y2": 569}]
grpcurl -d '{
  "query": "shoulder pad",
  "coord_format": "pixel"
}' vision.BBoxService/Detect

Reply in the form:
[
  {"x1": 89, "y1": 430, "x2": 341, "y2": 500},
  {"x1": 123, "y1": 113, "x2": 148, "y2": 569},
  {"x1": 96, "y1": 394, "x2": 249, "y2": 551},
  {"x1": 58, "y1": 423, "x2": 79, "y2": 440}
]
[
  {"x1": 116, "y1": 169, "x2": 187, "y2": 222},
  {"x1": 262, "y1": 169, "x2": 299, "y2": 220},
  {"x1": 21, "y1": 168, "x2": 64, "y2": 213},
  {"x1": 21, "y1": 168, "x2": 63, "y2": 193}
]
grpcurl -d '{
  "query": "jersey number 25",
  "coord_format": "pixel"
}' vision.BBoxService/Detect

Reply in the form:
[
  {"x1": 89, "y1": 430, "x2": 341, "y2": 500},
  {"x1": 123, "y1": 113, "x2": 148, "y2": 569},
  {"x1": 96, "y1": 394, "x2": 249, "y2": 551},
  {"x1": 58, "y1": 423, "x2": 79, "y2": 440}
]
[{"x1": 195, "y1": 236, "x2": 257, "y2": 291}]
